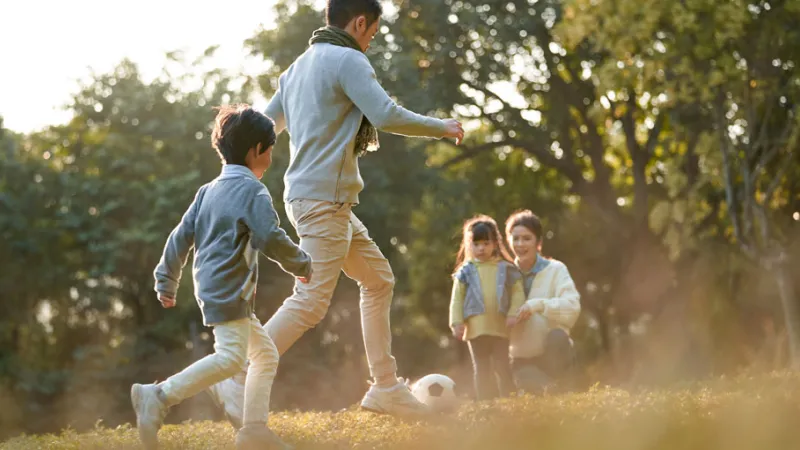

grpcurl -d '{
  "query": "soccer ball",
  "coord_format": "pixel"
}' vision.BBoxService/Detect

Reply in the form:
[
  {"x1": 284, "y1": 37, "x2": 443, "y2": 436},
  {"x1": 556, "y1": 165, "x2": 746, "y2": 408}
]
[{"x1": 410, "y1": 374, "x2": 458, "y2": 412}]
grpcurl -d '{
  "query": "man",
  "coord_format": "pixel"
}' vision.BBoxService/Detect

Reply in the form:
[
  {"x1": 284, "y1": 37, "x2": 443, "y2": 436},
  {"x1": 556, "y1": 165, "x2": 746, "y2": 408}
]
[{"x1": 209, "y1": 0, "x2": 464, "y2": 423}]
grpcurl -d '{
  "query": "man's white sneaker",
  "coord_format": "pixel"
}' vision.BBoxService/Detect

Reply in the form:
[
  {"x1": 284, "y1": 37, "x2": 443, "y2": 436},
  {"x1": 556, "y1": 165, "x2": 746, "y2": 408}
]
[
  {"x1": 360, "y1": 377, "x2": 431, "y2": 418},
  {"x1": 207, "y1": 374, "x2": 245, "y2": 429},
  {"x1": 131, "y1": 383, "x2": 169, "y2": 450}
]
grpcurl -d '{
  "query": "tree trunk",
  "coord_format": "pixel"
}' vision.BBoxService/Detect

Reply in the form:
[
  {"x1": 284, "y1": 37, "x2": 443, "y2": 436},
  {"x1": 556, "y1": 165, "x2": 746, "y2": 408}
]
[
  {"x1": 614, "y1": 313, "x2": 635, "y2": 383},
  {"x1": 595, "y1": 305, "x2": 612, "y2": 355},
  {"x1": 774, "y1": 261, "x2": 800, "y2": 368}
]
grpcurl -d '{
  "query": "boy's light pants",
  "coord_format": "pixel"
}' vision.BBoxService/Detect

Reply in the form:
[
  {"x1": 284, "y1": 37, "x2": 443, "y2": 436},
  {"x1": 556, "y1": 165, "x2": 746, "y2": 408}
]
[
  {"x1": 159, "y1": 314, "x2": 277, "y2": 425},
  {"x1": 264, "y1": 199, "x2": 398, "y2": 380}
]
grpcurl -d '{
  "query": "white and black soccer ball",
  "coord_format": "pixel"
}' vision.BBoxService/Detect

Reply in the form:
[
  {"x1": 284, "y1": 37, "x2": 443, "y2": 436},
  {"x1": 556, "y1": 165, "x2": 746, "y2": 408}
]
[{"x1": 410, "y1": 374, "x2": 459, "y2": 412}]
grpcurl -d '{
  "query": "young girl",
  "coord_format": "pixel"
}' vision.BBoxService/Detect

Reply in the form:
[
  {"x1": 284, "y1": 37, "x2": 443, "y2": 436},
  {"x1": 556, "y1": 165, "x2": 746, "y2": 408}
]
[{"x1": 449, "y1": 215, "x2": 526, "y2": 401}]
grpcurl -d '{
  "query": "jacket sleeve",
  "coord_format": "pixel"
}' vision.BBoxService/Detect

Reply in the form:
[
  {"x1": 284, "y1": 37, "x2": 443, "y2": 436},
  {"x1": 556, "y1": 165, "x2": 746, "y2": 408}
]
[
  {"x1": 153, "y1": 187, "x2": 205, "y2": 298},
  {"x1": 264, "y1": 74, "x2": 286, "y2": 135},
  {"x1": 449, "y1": 278, "x2": 466, "y2": 327},
  {"x1": 338, "y1": 50, "x2": 449, "y2": 138},
  {"x1": 527, "y1": 262, "x2": 581, "y2": 329},
  {"x1": 243, "y1": 184, "x2": 312, "y2": 278}
]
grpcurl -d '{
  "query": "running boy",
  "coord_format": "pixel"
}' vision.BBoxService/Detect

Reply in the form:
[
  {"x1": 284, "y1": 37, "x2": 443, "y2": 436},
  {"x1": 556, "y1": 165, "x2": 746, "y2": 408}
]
[{"x1": 131, "y1": 105, "x2": 312, "y2": 450}]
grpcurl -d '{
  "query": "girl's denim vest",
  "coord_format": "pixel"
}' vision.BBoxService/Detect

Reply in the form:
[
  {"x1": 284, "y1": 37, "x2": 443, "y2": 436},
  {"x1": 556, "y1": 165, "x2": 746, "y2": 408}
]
[{"x1": 454, "y1": 260, "x2": 521, "y2": 320}]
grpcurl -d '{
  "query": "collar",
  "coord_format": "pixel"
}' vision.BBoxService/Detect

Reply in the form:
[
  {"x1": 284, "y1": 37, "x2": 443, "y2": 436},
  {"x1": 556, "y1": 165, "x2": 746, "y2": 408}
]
[
  {"x1": 516, "y1": 254, "x2": 550, "y2": 275},
  {"x1": 468, "y1": 257, "x2": 501, "y2": 265},
  {"x1": 218, "y1": 164, "x2": 258, "y2": 181}
]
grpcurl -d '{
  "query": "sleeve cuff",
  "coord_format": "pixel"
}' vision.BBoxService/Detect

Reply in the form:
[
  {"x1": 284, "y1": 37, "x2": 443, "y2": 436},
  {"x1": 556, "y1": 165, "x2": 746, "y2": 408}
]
[
  {"x1": 155, "y1": 280, "x2": 178, "y2": 298},
  {"x1": 299, "y1": 258, "x2": 313, "y2": 278},
  {"x1": 431, "y1": 117, "x2": 449, "y2": 138},
  {"x1": 526, "y1": 298, "x2": 547, "y2": 313}
]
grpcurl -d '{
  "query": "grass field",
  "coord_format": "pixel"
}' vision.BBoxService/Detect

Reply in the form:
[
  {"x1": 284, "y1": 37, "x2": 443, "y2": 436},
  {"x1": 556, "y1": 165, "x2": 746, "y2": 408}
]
[{"x1": 3, "y1": 371, "x2": 799, "y2": 450}]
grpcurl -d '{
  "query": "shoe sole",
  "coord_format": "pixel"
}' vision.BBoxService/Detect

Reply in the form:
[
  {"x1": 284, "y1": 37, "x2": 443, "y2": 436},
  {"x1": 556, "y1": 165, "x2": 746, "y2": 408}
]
[
  {"x1": 359, "y1": 396, "x2": 388, "y2": 414},
  {"x1": 131, "y1": 384, "x2": 159, "y2": 450},
  {"x1": 360, "y1": 404, "x2": 388, "y2": 415},
  {"x1": 360, "y1": 397, "x2": 430, "y2": 419}
]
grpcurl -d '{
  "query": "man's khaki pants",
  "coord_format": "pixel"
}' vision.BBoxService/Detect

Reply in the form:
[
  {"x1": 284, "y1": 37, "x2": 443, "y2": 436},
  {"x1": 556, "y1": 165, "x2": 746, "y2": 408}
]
[{"x1": 264, "y1": 199, "x2": 397, "y2": 379}]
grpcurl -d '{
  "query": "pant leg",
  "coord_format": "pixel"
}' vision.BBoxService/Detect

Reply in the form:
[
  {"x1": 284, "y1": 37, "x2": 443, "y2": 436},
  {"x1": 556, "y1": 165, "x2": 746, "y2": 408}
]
[
  {"x1": 340, "y1": 212, "x2": 398, "y2": 379},
  {"x1": 511, "y1": 360, "x2": 550, "y2": 394},
  {"x1": 511, "y1": 329, "x2": 574, "y2": 394},
  {"x1": 490, "y1": 336, "x2": 516, "y2": 397},
  {"x1": 264, "y1": 200, "x2": 353, "y2": 355},
  {"x1": 468, "y1": 336, "x2": 498, "y2": 401},
  {"x1": 241, "y1": 314, "x2": 279, "y2": 426},
  {"x1": 540, "y1": 328, "x2": 575, "y2": 380},
  {"x1": 160, "y1": 317, "x2": 250, "y2": 406}
]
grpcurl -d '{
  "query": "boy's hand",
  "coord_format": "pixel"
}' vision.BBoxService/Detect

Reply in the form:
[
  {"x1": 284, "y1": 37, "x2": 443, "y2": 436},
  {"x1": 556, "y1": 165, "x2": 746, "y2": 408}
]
[
  {"x1": 158, "y1": 294, "x2": 176, "y2": 308},
  {"x1": 451, "y1": 324, "x2": 466, "y2": 341},
  {"x1": 443, "y1": 119, "x2": 464, "y2": 145},
  {"x1": 506, "y1": 316, "x2": 518, "y2": 328}
]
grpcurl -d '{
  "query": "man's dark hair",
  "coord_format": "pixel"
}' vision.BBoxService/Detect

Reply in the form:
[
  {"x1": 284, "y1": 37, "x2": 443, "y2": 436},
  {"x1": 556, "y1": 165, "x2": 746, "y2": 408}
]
[
  {"x1": 326, "y1": 0, "x2": 383, "y2": 28},
  {"x1": 211, "y1": 104, "x2": 276, "y2": 166}
]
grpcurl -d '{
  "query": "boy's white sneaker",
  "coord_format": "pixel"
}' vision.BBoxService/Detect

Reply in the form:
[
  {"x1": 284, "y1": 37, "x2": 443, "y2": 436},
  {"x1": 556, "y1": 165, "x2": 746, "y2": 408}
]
[
  {"x1": 207, "y1": 374, "x2": 245, "y2": 429},
  {"x1": 131, "y1": 383, "x2": 169, "y2": 450},
  {"x1": 360, "y1": 378, "x2": 431, "y2": 418}
]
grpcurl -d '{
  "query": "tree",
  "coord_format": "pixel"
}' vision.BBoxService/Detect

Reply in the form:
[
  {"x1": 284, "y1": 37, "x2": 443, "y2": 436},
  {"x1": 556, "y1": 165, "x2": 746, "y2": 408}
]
[
  {"x1": 372, "y1": 0, "x2": 717, "y2": 366},
  {"x1": 0, "y1": 55, "x2": 262, "y2": 435},
  {"x1": 240, "y1": 0, "x2": 738, "y2": 377},
  {"x1": 560, "y1": 0, "x2": 800, "y2": 366}
]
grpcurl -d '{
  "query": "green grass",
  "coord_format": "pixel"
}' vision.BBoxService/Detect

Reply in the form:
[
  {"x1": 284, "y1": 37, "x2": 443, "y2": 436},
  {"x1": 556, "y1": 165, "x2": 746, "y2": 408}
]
[{"x1": 4, "y1": 371, "x2": 800, "y2": 450}]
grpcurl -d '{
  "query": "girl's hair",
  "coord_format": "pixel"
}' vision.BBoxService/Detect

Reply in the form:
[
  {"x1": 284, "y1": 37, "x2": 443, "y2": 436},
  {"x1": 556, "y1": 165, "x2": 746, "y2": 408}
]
[
  {"x1": 505, "y1": 209, "x2": 544, "y2": 252},
  {"x1": 453, "y1": 214, "x2": 514, "y2": 274}
]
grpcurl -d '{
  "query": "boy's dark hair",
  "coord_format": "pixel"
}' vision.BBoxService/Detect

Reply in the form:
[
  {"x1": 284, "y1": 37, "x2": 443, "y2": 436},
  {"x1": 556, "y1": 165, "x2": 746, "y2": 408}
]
[
  {"x1": 326, "y1": 0, "x2": 383, "y2": 29},
  {"x1": 505, "y1": 209, "x2": 544, "y2": 242},
  {"x1": 211, "y1": 104, "x2": 276, "y2": 166}
]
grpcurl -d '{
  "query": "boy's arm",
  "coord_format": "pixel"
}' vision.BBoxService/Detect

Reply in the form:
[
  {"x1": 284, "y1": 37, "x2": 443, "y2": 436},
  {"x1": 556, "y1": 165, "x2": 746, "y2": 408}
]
[
  {"x1": 153, "y1": 188, "x2": 204, "y2": 299},
  {"x1": 264, "y1": 77, "x2": 286, "y2": 135},
  {"x1": 244, "y1": 185, "x2": 312, "y2": 278},
  {"x1": 338, "y1": 51, "x2": 449, "y2": 138}
]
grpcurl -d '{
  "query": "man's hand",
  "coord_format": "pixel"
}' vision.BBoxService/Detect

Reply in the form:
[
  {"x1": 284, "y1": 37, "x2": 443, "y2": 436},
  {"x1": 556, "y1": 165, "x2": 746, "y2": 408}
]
[
  {"x1": 158, "y1": 294, "x2": 176, "y2": 309},
  {"x1": 443, "y1": 119, "x2": 465, "y2": 145},
  {"x1": 298, "y1": 267, "x2": 313, "y2": 284},
  {"x1": 451, "y1": 323, "x2": 466, "y2": 341}
]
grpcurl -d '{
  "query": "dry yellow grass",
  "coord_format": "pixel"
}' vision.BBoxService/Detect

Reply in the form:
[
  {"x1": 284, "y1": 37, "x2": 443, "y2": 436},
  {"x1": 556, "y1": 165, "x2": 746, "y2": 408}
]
[{"x1": 4, "y1": 371, "x2": 800, "y2": 450}]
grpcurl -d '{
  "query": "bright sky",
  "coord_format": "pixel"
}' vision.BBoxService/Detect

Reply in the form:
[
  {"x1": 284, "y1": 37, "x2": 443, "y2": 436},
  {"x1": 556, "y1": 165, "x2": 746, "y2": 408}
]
[{"x1": 0, "y1": 0, "x2": 298, "y2": 133}]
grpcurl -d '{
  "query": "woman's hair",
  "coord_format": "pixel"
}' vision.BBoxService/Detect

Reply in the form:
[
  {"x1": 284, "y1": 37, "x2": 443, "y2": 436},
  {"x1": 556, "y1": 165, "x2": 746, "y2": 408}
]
[
  {"x1": 505, "y1": 209, "x2": 543, "y2": 251},
  {"x1": 453, "y1": 214, "x2": 513, "y2": 273}
]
